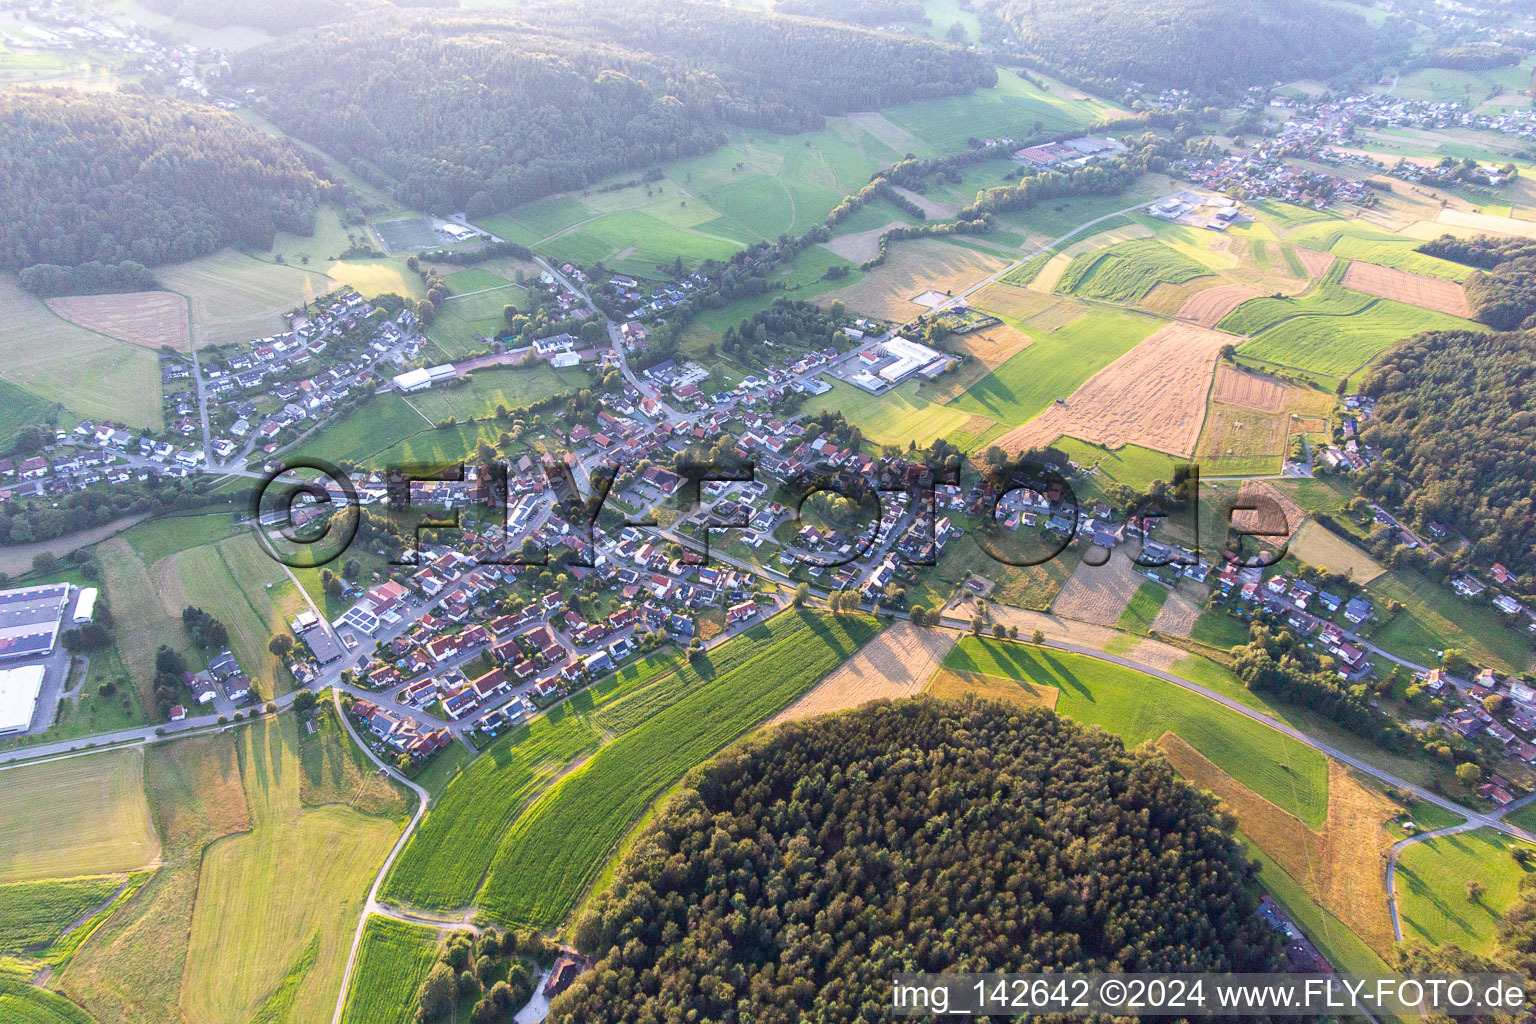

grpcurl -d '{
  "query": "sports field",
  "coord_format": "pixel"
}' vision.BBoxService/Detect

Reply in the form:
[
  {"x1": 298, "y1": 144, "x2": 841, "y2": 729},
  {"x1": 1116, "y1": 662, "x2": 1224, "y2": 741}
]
[
  {"x1": 373, "y1": 216, "x2": 442, "y2": 252},
  {"x1": 942, "y1": 638, "x2": 1330, "y2": 826},
  {"x1": 0, "y1": 275, "x2": 163, "y2": 429},
  {"x1": 0, "y1": 750, "x2": 158, "y2": 884}
]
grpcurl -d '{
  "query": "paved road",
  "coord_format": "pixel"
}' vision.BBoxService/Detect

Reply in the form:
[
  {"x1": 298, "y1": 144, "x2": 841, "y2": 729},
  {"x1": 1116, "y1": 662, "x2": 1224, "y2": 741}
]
[
  {"x1": 329, "y1": 686, "x2": 434, "y2": 1024},
  {"x1": 1384, "y1": 789, "x2": 1536, "y2": 941}
]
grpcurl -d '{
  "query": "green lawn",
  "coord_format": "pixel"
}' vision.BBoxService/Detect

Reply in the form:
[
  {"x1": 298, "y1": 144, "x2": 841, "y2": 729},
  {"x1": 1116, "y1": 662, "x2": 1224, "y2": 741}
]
[
  {"x1": 943, "y1": 638, "x2": 1330, "y2": 827},
  {"x1": 122, "y1": 512, "x2": 238, "y2": 567},
  {"x1": 804, "y1": 378, "x2": 987, "y2": 450},
  {"x1": 883, "y1": 68, "x2": 1127, "y2": 152},
  {"x1": 1366, "y1": 568, "x2": 1534, "y2": 676},
  {"x1": 1240, "y1": 299, "x2": 1479, "y2": 379},
  {"x1": 0, "y1": 378, "x2": 55, "y2": 448},
  {"x1": 475, "y1": 611, "x2": 882, "y2": 929},
  {"x1": 404, "y1": 365, "x2": 588, "y2": 423},
  {"x1": 1048, "y1": 437, "x2": 1185, "y2": 490},
  {"x1": 949, "y1": 308, "x2": 1160, "y2": 424},
  {"x1": 1396, "y1": 828, "x2": 1536, "y2": 953},
  {"x1": 339, "y1": 916, "x2": 441, "y2": 1024},
  {"x1": 1117, "y1": 582, "x2": 1170, "y2": 634}
]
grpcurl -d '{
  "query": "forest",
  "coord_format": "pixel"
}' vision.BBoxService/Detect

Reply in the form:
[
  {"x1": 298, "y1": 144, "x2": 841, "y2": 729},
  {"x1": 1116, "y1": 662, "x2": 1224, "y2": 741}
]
[
  {"x1": 1358, "y1": 329, "x2": 1536, "y2": 579},
  {"x1": 553, "y1": 698, "x2": 1283, "y2": 1022},
  {"x1": 0, "y1": 89, "x2": 338, "y2": 278},
  {"x1": 1420, "y1": 234, "x2": 1536, "y2": 329},
  {"x1": 987, "y1": 0, "x2": 1401, "y2": 96},
  {"x1": 774, "y1": 0, "x2": 927, "y2": 26},
  {"x1": 232, "y1": 2, "x2": 994, "y2": 214}
]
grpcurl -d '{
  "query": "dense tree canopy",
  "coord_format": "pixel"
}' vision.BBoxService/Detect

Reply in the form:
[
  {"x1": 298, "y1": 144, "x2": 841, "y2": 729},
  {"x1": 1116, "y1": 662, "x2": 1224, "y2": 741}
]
[
  {"x1": 233, "y1": 3, "x2": 994, "y2": 214},
  {"x1": 989, "y1": 0, "x2": 1402, "y2": 96},
  {"x1": 555, "y1": 699, "x2": 1283, "y2": 1023},
  {"x1": 1358, "y1": 329, "x2": 1536, "y2": 577},
  {"x1": 1419, "y1": 234, "x2": 1536, "y2": 330},
  {"x1": 0, "y1": 89, "x2": 338, "y2": 277}
]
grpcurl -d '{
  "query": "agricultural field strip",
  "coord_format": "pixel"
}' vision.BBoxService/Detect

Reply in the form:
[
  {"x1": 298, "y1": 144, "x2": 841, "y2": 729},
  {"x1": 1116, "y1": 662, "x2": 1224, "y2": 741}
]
[{"x1": 473, "y1": 612, "x2": 881, "y2": 929}]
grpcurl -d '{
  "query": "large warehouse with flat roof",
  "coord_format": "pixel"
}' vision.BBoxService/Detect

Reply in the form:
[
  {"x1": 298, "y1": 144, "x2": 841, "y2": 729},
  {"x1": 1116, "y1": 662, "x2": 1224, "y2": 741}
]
[
  {"x1": 0, "y1": 664, "x2": 47, "y2": 735},
  {"x1": 0, "y1": 582, "x2": 71, "y2": 661}
]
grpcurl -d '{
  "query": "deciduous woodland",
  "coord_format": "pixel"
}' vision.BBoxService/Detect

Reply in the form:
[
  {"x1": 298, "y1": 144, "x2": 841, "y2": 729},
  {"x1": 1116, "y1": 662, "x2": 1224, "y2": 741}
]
[
  {"x1": 1358, "y1": 329, "x2": 1536, "y2": 578},
  {"x1": 988, "y1": 0, "x2": 1402, "y2": 96},
  {"x1": 233, "y1": 2, "x2": 995, "y2": 214},
  {"x1": 0, "y1": 90, "x2": 338, "y2": 280},
  {"x1": 555, "y1": 700, "x2": 1283, "y2": 1023}
]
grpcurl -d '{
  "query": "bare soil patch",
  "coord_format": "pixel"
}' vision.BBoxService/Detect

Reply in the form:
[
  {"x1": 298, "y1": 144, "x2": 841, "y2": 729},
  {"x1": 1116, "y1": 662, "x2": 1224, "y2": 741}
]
[
  {"x1": 1231, "y1": 480, "x2": 1307, "y2": 544},
  {"x1": 1294, "y1": 248, "x2": 1337, "y2": 278},
  {"x1": 47, "y1": 291, "x2": 191, "y2": 351},
  {"x1": 998, "y1": 322, "x2": 1230, "y2": 457},
  {"x1": 1157, "y1": 734, "x2": 1399, "y2": 957},
  {"x1": 1341, "y1": 261, "x2": 1470, "y2": 316},
  {"x1": 1176, "y1": 283, "x2": 1263, "y2": 328},
  {"x1": 773, "y1": 622, "x2": 956, "y2": 723},
  {"x1": 820, "y1": 220, "x2": 906, "y2": 263}
]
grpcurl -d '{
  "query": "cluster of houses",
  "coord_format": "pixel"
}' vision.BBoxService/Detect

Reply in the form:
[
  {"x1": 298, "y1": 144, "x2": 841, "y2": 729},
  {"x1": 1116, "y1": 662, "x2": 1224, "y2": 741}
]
[
  {"x1": 1432, "y1": 666, "x2": 1536, "y2": 788},
  {"x1": 1174, "y1": 148, "x2": 1378, "y2": 209},
  {"x1": 0, "y1": 419, "x2": 206, "y2": 503},
  {"x1": 18, "y1": 0, "x2": 221, "y2": 98},
  {"x1": 1217, "y1": 566, "x2": 1377, "y2": 676},
  {"x1": 168, "y1": 649, "x2": 253, "y2": 721}
]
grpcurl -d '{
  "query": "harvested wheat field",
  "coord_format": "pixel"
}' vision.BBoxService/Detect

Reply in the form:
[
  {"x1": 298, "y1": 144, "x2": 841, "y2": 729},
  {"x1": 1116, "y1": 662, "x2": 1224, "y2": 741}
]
[
  {"x1": 927, "y1": 667, "x2": 1059, "y2": 709},
  {"x1": 1026, "y1": 299, "x2": 1088, "y2": 332},
  {"x1": 1294, "y1": 248, "x2": 1336, "y2": 278},
  {"x1": 1051, "y1": 546, "x2": 1146, "y2": 626},
  {"x1": 971, "y1": 282, "x2": 1057, "y2": 321},
  {"x1": 1142, "y1": 279, "x2": 1216, "y2": 317},
  {"x1": 997, "y1": 322, "x2": 1230, "y2": 457},
  {"x1": 1157, "y1": 734, "x2": 1399, "y2": 957},
  {"x1": 47, "y1": 291, "x2": 191, "y2": 351},
  {"x1": 820, "y1": 238, "x2": 1006, "y2": 320},
  {"x1": 923, "y1": 322, "x2": 1035, "y2": 401},
  {"x1": 1176, "y1": 283, "x2": 1263, "y2": 328},
  {"x1": 1029, "y1": 252, "x2": 1073, "y2": 293},
  {"x1": 773, "y1": 622, "x2": 956, "y2": 723},
  {"x1": 1196, "y1": 402, "x2": 1288, "y2": 467},
  {"x1": 1149, "y1": 587, "x2": 1203, "y2": 637},
  {"x1": 1212, "y1": 364, "x2": 1287, "y2": 411},
  {"x1": 1341, "y1": 261, "x2": 1469, "y2": 316},
  {"x1": 1436, "y1": 207, "x2": 1536, "y2": 239}
]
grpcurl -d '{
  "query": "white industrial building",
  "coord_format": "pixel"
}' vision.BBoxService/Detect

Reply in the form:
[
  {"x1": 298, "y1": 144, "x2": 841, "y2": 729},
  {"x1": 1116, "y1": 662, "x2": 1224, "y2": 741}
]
[
  {"x1": 0, "y1": 665, "x2": 46, "y2": 735},
  {"x1": 392, "y1": 364, "x2": 459, "y2": 392},
  {"x1": 846, "y1": 337, "x2": 949, "y2": 393}
]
